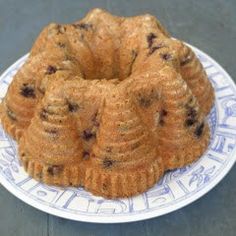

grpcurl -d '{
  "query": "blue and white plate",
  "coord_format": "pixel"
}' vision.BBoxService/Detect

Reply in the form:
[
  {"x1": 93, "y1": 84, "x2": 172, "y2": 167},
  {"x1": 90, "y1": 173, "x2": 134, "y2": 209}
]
[{"x1": 0, "y1": 44, "x2": 235, "y2": 223}]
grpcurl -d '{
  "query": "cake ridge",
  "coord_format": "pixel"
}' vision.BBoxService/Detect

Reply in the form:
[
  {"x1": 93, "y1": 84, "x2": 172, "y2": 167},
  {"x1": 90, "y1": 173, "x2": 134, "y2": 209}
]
[{"x1": 0, "y1": 8, "x2": 214, "y2": 198}]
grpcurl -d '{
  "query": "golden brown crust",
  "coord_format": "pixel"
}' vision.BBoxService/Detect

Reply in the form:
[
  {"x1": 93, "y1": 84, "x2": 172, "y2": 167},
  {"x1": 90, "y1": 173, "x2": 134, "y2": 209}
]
[
  {"x1": 177, "y1": 42, "x2": 215, "y2": 115},
  {"x1": 85, "y1": 159, "x2": 164, "y2": 198},
  {"x1": 20, "y1": 155, "x2": 82, "y2": 186},
  {"x1": 0, "y1": 8, "x2": 215, "y2": 198}
]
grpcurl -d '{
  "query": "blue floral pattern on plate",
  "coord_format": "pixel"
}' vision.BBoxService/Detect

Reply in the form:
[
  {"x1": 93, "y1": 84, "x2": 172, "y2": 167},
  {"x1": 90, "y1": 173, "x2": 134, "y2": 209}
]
[{"x1": 0, "y1": 44, "x2": 235, "y2": 223}]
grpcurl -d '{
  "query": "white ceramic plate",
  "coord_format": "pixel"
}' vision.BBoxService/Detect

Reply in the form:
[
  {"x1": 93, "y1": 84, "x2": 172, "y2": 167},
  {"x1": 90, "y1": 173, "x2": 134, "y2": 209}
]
[{"x1": 0, "y1": 44, "x2": 236, "y2": 223}]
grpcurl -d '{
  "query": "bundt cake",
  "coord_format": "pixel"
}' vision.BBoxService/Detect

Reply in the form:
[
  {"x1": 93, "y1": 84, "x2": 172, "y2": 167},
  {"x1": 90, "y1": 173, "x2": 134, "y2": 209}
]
[{"x1": 0, "y1": 8, "x2": 214, "y2": 198}]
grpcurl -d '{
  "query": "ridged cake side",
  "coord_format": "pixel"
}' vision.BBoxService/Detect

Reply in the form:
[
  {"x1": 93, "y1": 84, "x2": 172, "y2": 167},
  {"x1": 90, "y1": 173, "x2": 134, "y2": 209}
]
[
  {"x1": 127, "y1": 66, "x2": 210, "y2": 170},
  {"x1": 18, "y1": 89, "x2": 84, "y2": 186},
  {"x1": 84, "y1": 88, "x2": 164, "y2": 198},
  {"x1": 0, "y1": 8, "x2": 214, "y2": 198}
]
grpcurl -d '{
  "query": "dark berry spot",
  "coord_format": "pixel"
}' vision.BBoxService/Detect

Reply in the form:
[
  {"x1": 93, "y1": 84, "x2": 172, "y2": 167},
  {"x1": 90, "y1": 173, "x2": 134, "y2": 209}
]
[
  {"x1": 161, "y1": 53, "x2": 172, "y2": 61},
  {"x1": 148, "y1": 44, "x2": 165, "y2": 55},
  {"x1": 82, "y1": 129, "x2": 96, "y2": 140},
  {"x1": 161, "y1": 109, "x2": 168, "y2": 116},
  {"x1": 194, "y1": 122, "x2": 205, "y2": 138},
  {"x1": 82, "y1": 151, "x2": 90, "y2": 160},
  {"x1": 185, "y1": 104, "x2": 198, "y2": 127},
  {"x1": 47, "y1": 165, "x2": 63, "y2": 175},
  {"x1": 147, "y1": 33, "x2": 157, "y2": 48},
  {"x1": 185, "y1": 118, "x2": 196, "y2": 127},
  {"x1": 159, "y1": 109, "x2": 167, "y2": 126},
  {"x1": 102, "y1": 183, "x2": 108, "y2": 190},
  {"x1": 39, "y1": 108, "x2": 48, "y2": 121},
  {"x1": 186, "y1": 107, "x2": 197, "y2": 119},
  {"x1": 6, "y1": 107, "x2": 17, "y2": 121},
  {"x1": 45, "y1": 65, "x2": 57, "y2": 75},
  {"x1": 20, "y1": 84, "x2": 36, "y2": 98},
  {"x1": 73, "y1": 23, "x2": 93, "y2": 31},
  {"x1": 180, "y1": 54, "x2": 192, "y2": 66},
  {"x1": 103, "y1": 159, "x2": 114, "y2": 169},
  {"x1": 68, "y1": 102, "x2": 79, "y2": 112},
  {"x1": 138, "y1": 90, "x2": 160, "y2": 108},
  {"x1": 57, "y1": 42, "x2": 66, "y2": 48},
  {"x1": 139, "y1": 97, "x2": 152, "y2": 108}
]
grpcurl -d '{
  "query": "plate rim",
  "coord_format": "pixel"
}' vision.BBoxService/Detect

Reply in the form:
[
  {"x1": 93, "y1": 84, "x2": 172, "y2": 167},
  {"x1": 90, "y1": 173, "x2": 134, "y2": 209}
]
[{"x1": 0, "y1": 43, "x2": 235, "y2": 223}]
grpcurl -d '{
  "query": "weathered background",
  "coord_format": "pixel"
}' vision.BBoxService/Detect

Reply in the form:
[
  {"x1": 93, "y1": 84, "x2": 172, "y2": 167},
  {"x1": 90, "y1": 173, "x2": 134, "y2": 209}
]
[{"x1": 0, "y1": 0, "x2": 235, "y2": 235}]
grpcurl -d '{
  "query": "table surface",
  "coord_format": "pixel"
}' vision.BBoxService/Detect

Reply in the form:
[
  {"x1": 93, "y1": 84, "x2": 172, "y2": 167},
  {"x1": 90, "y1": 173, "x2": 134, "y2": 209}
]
[{"x1": 0, "y1": 0, "x2": 236, "y2": 235}]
